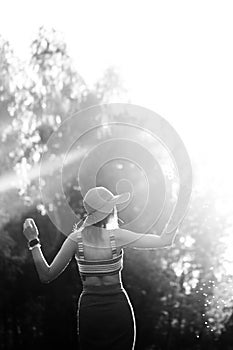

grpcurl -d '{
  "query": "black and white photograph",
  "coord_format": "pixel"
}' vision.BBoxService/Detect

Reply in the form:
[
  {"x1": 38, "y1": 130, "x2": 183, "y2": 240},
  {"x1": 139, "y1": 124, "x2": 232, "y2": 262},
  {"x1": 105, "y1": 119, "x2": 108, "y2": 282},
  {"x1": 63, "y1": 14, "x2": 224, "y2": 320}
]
[{"x1": 0, "y1": 1, "x2": 232, "y2": 349}]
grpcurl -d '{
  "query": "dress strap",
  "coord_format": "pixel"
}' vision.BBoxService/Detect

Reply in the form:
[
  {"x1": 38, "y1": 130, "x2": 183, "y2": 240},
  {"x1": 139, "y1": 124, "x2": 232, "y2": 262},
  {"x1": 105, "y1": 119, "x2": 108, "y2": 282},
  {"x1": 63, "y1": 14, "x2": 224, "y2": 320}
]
[
  {"x1": 76, "y1": 230, "x2": 85, "y2": 261},
  {"x1": 109, "y1": 232, "x2": 117, "y2": 258}
]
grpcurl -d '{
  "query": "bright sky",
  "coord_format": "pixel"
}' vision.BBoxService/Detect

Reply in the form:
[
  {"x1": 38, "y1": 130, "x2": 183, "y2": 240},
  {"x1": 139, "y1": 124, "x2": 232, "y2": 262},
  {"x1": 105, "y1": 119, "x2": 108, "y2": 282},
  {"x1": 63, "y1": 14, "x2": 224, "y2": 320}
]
[{"x1": 1, "y1": 0, "x2": 233, "y2": 190}]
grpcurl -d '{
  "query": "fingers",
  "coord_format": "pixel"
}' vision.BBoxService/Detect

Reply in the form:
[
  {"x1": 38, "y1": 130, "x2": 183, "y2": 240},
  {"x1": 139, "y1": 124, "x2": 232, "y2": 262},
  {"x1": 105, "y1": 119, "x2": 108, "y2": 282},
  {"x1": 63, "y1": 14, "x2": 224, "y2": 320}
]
[
  {"x1": 23, "y1": 218, "x2": 37, "y2": 231},
  {"x1": 24, "y1": 218, "x2": 36, "y2": 229},
  {"x1": 23, "y1": 218, "x2": 39, "y2": 238}
]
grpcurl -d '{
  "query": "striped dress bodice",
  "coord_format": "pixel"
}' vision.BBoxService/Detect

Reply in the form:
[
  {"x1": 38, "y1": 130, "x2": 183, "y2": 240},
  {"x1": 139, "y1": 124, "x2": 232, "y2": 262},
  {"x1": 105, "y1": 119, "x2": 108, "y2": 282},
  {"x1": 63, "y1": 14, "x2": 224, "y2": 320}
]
[{"x1": 75, "y1": 229, "x2": 123, "y2": 277}]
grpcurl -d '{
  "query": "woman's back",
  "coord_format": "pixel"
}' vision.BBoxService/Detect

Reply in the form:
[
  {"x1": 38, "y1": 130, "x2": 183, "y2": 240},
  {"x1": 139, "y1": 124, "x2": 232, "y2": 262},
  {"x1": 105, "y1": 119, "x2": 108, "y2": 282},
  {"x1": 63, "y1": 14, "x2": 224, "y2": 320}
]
[
  {"x1": 75, "y1": 225, "x2": 123, "y2": 286},
  {"x1": 76, "y1": 225, "x2": 121, "y2": 260}
]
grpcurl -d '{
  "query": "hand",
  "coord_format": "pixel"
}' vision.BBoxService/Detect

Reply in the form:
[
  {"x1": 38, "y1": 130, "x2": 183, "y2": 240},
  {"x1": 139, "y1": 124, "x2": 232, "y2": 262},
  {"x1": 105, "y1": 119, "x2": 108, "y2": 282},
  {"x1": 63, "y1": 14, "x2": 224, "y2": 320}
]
[
  {"x1": 163, "y1": 222, "x2": 180, "y2": 235},
  {"x1": 23, "y1": 218, "x2": 39, "y2": 241},
  {"x1": 161, "y1": 223, "x2": 180, "y2": 246}
]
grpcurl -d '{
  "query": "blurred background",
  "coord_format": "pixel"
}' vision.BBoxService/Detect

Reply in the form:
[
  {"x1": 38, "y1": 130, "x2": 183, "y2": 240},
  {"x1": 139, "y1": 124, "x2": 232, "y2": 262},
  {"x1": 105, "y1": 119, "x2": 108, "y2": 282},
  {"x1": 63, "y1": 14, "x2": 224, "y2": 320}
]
[{"x1": 1, "y1": 1, "x2": 233, "y2": 349}]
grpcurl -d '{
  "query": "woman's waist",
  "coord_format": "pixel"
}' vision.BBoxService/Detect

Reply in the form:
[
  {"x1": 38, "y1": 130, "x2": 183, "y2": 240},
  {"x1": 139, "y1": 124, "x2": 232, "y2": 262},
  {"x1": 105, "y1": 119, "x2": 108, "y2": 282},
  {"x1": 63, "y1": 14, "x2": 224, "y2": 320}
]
[
  {"x1": 82, "y1": 274, "x2": 121, "y2": 288},
  {"x1": 82, "y1": 282, "x2": 124, "y2": 296},
  {"x1": 81, "y1": 274, "x2": 124, "y2": 294}
]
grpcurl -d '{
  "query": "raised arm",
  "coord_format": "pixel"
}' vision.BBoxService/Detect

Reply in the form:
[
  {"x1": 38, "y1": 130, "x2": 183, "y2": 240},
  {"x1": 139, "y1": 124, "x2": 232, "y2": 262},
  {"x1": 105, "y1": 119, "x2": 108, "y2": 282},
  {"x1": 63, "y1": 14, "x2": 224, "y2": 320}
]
[
  {"x1": 23, "y1": 219, "x2": 77, "y2": 284},
  {"x1": 115, "y1": 225, "x2": 179, "y2": 249}
]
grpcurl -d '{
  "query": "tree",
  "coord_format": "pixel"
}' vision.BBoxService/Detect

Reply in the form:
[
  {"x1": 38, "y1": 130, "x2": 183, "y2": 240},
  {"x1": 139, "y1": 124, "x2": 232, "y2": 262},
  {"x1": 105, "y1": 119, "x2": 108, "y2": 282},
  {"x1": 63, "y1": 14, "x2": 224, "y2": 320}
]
[{"x1": 0, "y1": 27, "x2": 127, "y2": 350}]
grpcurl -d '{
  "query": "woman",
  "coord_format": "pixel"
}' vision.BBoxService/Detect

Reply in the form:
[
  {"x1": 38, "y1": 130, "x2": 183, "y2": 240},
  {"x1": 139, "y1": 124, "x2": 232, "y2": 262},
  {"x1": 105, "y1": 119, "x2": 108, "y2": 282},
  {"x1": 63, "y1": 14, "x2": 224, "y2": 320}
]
[{"x1": 23, "y1": 186, "x2": 178, "y2": 349}]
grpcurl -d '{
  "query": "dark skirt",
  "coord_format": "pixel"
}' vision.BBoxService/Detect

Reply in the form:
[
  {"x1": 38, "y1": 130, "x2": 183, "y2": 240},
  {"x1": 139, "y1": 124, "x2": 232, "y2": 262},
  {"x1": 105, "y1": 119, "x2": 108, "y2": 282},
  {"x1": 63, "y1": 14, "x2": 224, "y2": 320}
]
[{"x1": 77, "y1": 283, "x2": 136, "y2": 350}]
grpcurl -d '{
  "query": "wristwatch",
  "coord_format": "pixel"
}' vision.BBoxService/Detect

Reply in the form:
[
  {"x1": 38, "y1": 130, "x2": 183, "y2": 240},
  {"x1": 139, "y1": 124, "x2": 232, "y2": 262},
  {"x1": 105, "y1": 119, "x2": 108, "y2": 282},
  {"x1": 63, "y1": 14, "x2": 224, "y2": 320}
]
[{"x1": 28, "y1": 238, "x2": 41, "y2": 250}]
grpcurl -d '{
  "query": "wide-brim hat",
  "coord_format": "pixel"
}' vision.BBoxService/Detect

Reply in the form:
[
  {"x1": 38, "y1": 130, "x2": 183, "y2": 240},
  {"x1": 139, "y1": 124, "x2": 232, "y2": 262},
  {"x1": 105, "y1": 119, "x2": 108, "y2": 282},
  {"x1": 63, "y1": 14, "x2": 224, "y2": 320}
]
[{"x1": 81, "y1": 186, "x2": 130, "y2": 227}]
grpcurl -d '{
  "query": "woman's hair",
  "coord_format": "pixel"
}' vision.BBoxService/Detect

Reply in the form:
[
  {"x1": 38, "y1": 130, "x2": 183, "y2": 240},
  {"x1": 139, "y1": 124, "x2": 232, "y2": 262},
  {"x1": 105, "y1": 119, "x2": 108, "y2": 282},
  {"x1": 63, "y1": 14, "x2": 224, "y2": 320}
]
[
  {"x1": 93, "y1": 206, "x2": 119, "y2": 229},
  {"x1": 72, "y1": 206, "x2": 119, "y2": 233}
]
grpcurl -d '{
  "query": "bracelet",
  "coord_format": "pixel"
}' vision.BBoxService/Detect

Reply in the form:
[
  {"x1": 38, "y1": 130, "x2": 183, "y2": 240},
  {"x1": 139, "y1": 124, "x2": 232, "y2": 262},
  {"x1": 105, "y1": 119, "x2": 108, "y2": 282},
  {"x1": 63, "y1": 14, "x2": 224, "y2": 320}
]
[
  {"x1": 28, "y1": 238, "x2": 40, "y2": 250},
  {"x1": 29, "y1": 243, "x2": 41, "y2": 251}
]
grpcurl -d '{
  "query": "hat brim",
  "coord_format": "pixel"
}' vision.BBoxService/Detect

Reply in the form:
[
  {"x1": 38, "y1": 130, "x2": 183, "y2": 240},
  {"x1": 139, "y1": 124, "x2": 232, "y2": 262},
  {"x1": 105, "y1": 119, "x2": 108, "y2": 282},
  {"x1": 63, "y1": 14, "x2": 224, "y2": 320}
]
[
  {"x1": 82, "y1": 191, "x2": 130, "y2": 227},
  {"x1": 113, "y1": 192, "x2": 131, "y2": 204}
]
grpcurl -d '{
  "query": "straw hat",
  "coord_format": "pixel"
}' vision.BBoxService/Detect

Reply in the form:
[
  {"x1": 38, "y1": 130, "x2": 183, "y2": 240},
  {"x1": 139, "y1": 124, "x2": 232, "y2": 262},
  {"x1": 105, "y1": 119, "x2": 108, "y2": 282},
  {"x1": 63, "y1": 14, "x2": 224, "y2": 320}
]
[{"x1": 81, "y1": 186, "x2": 130, "y2": 227}]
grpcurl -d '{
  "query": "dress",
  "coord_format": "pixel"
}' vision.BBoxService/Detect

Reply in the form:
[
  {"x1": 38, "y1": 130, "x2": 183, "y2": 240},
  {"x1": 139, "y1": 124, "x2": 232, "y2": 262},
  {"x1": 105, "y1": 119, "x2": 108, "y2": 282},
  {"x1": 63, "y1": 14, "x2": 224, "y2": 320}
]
[{"x1": 75, "y1": 229, "x2": 136, "y2": 350}]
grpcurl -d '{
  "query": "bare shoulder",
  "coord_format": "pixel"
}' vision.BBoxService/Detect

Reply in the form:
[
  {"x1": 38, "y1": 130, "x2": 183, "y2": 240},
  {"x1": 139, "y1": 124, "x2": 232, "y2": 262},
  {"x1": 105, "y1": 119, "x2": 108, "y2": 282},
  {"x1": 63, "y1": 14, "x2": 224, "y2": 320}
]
[
  {"x1": 66, "y1": 230, "x2": 79, "y2": 244},
  {"x1": 112, "y1": 228, "x2": 129, "y2": 238},
  {"x1": 113, "y1": 228, "x2": 141, "y2": 247}
]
